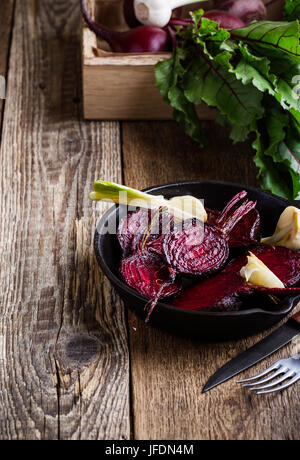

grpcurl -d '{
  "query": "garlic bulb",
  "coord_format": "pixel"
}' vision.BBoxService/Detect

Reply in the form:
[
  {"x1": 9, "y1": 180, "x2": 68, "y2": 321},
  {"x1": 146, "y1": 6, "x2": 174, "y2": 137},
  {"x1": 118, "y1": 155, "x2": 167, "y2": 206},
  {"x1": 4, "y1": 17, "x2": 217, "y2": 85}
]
[
  {"x1": 134, "y1": 0, "x2": 200, "y2": 28},
  {"x1": 262, "y1": 206, "x2": 300, "y2": 251},
  {"x1": 240, "y1": 252, "x2": 285, "y2": 288},
  {"x1": 168, "y1": 195, "x2": 207, "y2": 223}
]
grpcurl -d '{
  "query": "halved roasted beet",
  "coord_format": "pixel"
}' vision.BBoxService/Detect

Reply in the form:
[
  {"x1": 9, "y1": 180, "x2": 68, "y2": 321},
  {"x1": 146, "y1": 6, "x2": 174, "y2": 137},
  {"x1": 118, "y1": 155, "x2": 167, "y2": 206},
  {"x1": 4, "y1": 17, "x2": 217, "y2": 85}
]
[
  {"x1": 163, "y1": 193, "x2": 257, "y2": 277},
  {"x1": 117, "y1": 208, "x2": 175, "y2": 257},
  {"x1": 172, "y1": 245, "x2": 300, "y2": 312},
  {"x1": 163, "y1": 221, "x2": 229, "y2": 276},
  {"x1": 120, "y1": 251, "x2": 181, "y2": 320}
]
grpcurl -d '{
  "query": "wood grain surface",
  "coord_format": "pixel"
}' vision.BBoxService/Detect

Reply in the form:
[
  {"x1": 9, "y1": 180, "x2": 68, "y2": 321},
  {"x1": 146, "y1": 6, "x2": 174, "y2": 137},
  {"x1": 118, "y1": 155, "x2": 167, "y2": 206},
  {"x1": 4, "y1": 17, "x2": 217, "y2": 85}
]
[
  {"x1": 122, "y1": 121, "x2": 300, "y2": 440},
  {"x1": 0, "y1": 0, "x2": 299, "y2": 441},
  {"x1": 0, "y1": 0, "x2": 15, "y2": 128},
  {"x1": 0, "y1": 0, "x2": 129, "y2": 440}
]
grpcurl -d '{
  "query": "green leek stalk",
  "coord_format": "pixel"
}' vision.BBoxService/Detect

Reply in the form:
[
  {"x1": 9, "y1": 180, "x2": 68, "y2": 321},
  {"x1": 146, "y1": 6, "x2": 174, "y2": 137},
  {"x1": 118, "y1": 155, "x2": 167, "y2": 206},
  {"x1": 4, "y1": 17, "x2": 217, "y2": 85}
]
[
  {"x1": 90, "y1": 180, "x2": 164, "y2": 208},
  {"x1": 89, "y1": 180, "x2": 207, "y2": 221}
]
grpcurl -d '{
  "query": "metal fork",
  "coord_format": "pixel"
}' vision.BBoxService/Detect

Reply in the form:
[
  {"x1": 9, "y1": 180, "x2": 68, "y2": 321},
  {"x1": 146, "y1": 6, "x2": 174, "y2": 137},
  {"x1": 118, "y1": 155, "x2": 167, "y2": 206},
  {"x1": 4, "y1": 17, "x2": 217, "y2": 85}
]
[{"x1": 237, "y1": 354, "x2": 300, "y2": 395}]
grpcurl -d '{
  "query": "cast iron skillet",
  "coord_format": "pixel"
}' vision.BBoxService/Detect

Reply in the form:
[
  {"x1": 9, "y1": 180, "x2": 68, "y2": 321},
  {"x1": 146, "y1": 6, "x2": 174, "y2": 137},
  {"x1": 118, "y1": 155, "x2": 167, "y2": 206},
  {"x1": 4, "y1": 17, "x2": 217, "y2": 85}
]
[{"x1": 94, "y1": 180, "x2": 300, "y2": 341}]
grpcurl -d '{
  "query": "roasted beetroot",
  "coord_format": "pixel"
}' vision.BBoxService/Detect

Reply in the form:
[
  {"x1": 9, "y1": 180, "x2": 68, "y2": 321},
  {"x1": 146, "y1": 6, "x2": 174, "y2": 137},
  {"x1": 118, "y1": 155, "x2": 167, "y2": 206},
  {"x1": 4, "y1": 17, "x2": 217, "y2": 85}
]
[
  {"x1": 162, "y1": 192, "x2": 257, "y2": 276},
  {"x1": 146, "y1": 234, "x2": 165, "y2": 255},
  {"x1": 172, "y1": 245, "x2": 300, "y2": 311},
  {"x1": 245, "y1": 245, "x2": 300, "y2": 287},
  {"x1": 172, "y1": 270, "x2": 251, "y2": 311},
  {"x1": 163, "y1": 221, "x2": 229, "y2": 276},
  {"x1": 214, "y1": 190, "x2": 247, "y2": 226},
  {"x1": 228, "y1": 209, "x2": 261, "y2": 247},
  {"x1": 206, "y1": 193, "x2": 261, "y2": 248},
  {"x1": 117, "y1": 208, "x2": 175, "y2": 257},
  {"x1": 120, "y1": 251, "x2": 181, "y2": 320},
  {"x1": 116, "y1": 188, "x2": 299, "y2": 320}
]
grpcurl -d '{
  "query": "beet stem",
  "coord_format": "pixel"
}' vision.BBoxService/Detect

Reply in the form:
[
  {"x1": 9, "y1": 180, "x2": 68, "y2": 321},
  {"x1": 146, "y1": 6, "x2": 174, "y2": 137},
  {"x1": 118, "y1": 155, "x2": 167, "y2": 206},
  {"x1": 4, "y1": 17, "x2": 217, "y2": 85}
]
[
  {"x1": 222, "y1": 200, "x2": 257, "y2": 234},
  {"x1": 145, "y1": 270, "x2": 178, "y2": 322},
  {"x1": 217, "y1": 190, "x2": 248, "y2": 226},
  {"x1": 81, "y1": 0, "x2": 115, "y2": 48},
  {"x1": 169, "y1": 18, "x2": 193, "y2": 26},
  {"x1": 167, "y1": 25, "x2": 178, "y2": 50}
]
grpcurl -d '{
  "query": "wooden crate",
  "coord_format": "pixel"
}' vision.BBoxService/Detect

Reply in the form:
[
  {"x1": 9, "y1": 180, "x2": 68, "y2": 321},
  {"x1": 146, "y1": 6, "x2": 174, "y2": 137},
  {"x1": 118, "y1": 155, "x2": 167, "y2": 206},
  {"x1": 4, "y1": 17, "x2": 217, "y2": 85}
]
[{"x1": 82, "y1": 0, "x2": 284, "y2": 120}]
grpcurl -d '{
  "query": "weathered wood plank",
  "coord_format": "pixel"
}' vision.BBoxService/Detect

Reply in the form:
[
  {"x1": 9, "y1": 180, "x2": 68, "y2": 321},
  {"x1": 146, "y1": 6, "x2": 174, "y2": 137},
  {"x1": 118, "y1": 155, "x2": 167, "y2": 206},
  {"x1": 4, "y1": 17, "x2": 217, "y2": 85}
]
[
  {"x1": 122, "y1": 121, "x2": 300, "y2": 440},
  {"x1": 0, "y1": 0, "x2": 129, "y2": 440},
  {"x1": 0, "y1": 0, "x2": 15, "y2": 129}
]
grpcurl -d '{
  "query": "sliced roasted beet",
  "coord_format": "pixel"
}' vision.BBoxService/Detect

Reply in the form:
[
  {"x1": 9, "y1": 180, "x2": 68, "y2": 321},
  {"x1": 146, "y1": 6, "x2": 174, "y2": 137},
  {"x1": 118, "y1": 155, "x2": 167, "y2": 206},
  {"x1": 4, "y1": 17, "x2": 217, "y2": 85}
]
[
  {"x1": 256, "y1": 286, "x2": 300, "y2": 296},
  {"x1": 117, "y1": 208, "x2": 175, "y2": 257},
  {"x1": 172, "y1": 270, "x2": 251, "y2": 311},
  {"x1": 245, "y1": 245, "x2": 300, "y2": 287},
  {"x1": 224, "y1": 245, "x2": 300, "y2": 286},
  {"x1": 163, "y1": 192, "x2": 257, "y2": 277},
  {"x1": 120, "y1": 251, "x2": 181, "y2": 318},
  {"x1": 163, "y1": 222, "x2": 229, "y2": 276},
  {"x1": 117, "y1": 209, "x2": 145, "y2": 257},
  {"x1": 144, "y1": 216, "x2": 198, "y2": 256},
  {"x1": 172, "y1": 245, "x2": 300, "y2": 312}
]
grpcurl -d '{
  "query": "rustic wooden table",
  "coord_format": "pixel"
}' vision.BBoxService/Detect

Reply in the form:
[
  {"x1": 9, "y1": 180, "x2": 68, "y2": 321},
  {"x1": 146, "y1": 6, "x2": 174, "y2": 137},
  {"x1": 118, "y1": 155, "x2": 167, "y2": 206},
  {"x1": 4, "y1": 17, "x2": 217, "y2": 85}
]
[{"x1": 0, "y1": 0, "x2": 299, "y2": 441}]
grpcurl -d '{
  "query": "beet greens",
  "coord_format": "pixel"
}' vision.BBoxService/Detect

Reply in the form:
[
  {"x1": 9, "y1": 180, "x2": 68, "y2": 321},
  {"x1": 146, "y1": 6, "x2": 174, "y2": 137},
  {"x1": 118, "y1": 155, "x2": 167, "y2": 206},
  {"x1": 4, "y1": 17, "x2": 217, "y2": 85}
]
[{"x1": 155, "y1": 8, "x2": 300, "y2": 200}]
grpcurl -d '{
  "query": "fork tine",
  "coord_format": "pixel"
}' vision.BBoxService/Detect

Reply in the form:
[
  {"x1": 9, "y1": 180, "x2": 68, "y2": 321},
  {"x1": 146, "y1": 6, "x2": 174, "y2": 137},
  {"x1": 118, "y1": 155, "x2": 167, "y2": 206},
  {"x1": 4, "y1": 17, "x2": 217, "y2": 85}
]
[
  {"x1": 237, "y1": 363, "x2": 281, "y2": 384},
  {"x1": 256, "y1": 374, "x2": 300, "y2": 395},
  {"x1": 242, "y1": 368, "x2": 285, "y2": 388},
  {"x1": 249, "y1": 370, "x2": 295, "y2": 391}
]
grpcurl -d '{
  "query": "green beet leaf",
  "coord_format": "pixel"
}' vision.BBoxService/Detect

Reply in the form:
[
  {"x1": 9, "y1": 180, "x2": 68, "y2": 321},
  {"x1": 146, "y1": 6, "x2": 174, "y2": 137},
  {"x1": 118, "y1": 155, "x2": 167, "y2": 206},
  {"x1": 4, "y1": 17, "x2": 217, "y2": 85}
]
[
  {"x1": 284, "y1": 0, "x2": 300, "y2": 21},
  {"x1": 155, "y1": 10, "x2": 300, "y2": 199}
]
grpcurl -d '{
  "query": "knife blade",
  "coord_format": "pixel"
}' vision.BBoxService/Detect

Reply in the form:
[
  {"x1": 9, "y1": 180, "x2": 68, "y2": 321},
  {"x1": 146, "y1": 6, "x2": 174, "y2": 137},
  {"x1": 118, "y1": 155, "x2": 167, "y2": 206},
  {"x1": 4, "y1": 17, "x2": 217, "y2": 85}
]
[{"x1": 202, "y1": 310, "x2": 300, "y2": 393}]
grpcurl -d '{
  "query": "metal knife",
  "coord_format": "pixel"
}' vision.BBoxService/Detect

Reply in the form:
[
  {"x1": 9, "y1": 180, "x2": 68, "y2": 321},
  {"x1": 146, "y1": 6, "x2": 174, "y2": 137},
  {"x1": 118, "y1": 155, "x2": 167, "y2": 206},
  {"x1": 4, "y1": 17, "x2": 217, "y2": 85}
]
[{"x1": 203, "y1": 309, "x2": 300, "y2": 393}]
